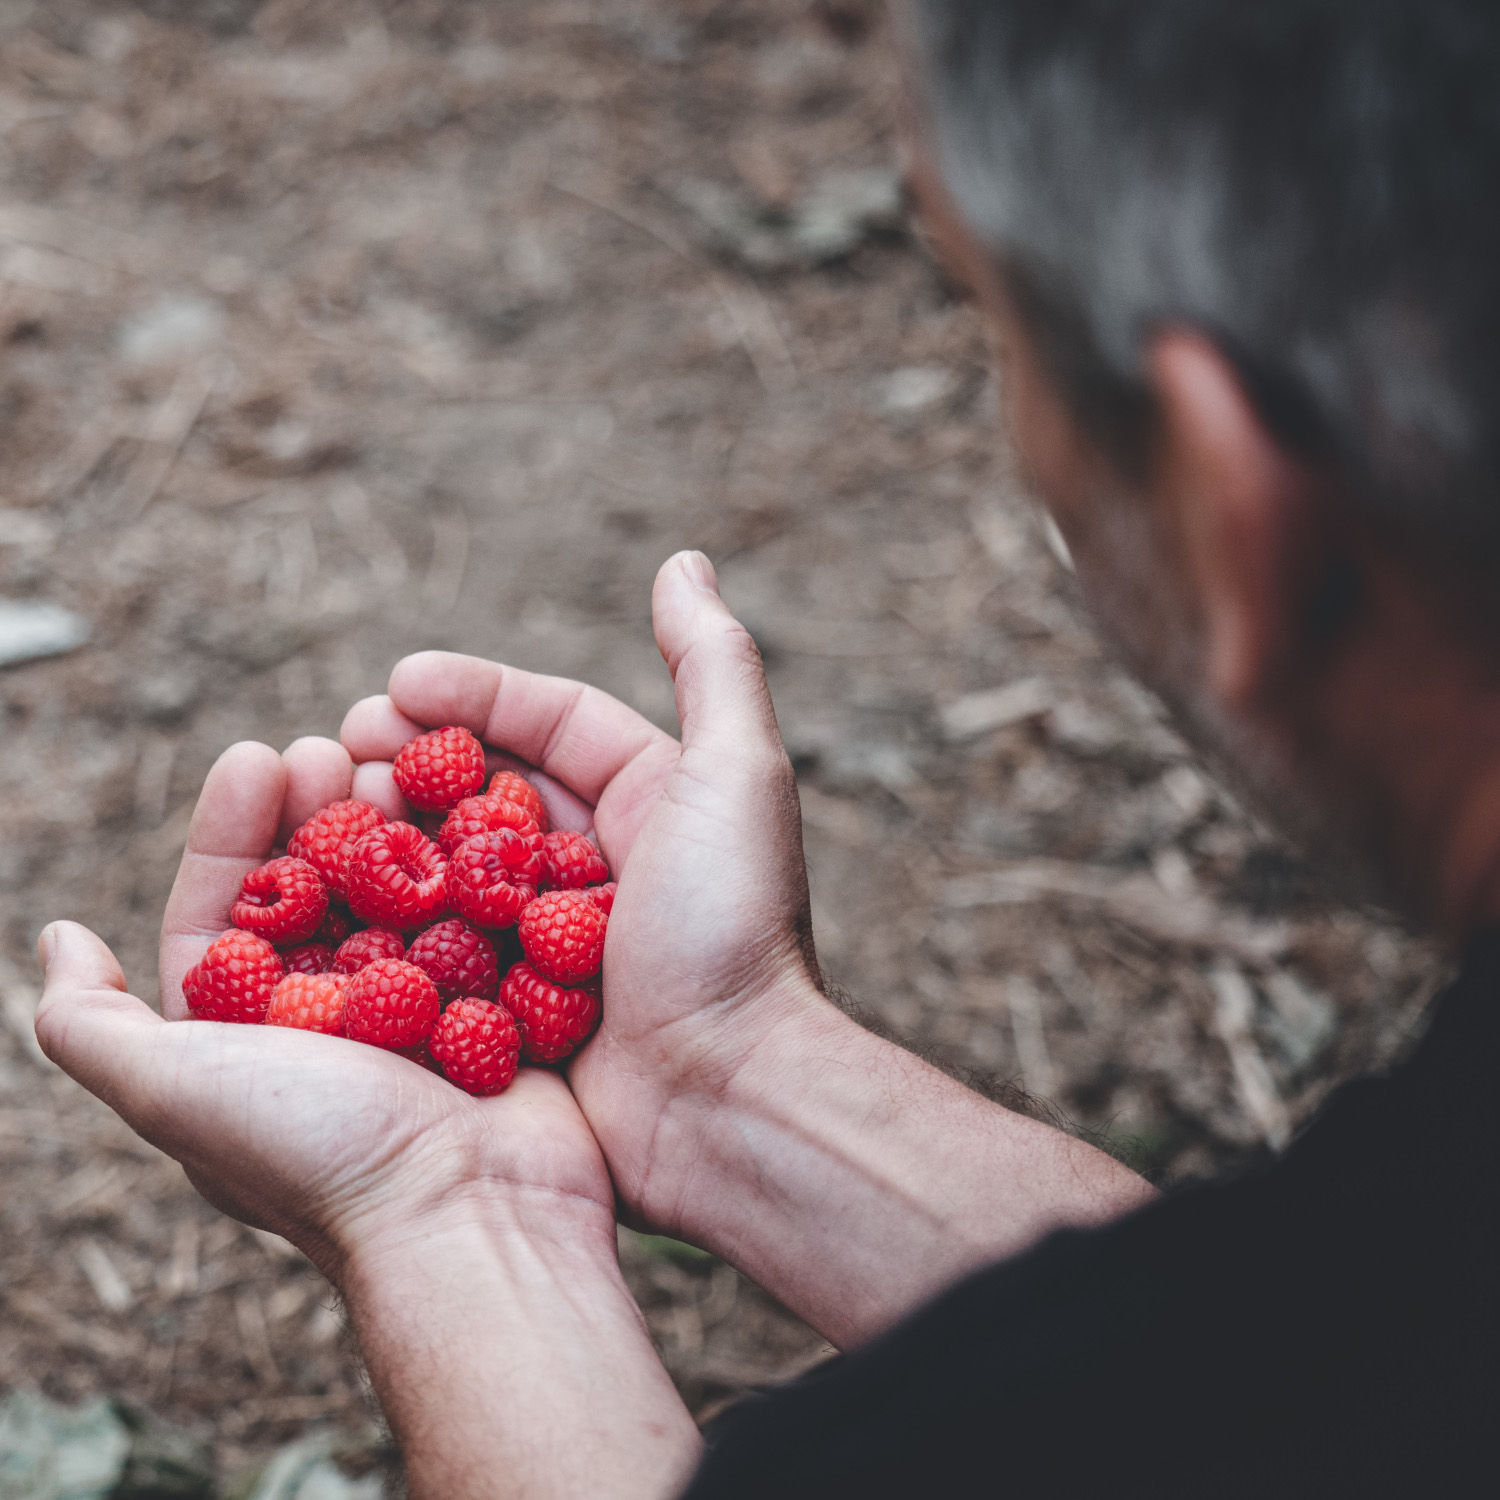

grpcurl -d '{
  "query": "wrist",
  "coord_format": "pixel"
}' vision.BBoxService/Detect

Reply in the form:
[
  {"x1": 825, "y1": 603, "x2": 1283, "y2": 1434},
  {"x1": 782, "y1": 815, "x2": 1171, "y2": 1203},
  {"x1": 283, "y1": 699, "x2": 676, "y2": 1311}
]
[
  {"x1": 336, "y1": 1181, "x2": 701, "y2": 1500},
  {"x1": 335, "y1": 1181, "x2": 621, "y2": 1305},
  {"x1": 633, "y1": 972, "x2": 865, "y2": 1242}
]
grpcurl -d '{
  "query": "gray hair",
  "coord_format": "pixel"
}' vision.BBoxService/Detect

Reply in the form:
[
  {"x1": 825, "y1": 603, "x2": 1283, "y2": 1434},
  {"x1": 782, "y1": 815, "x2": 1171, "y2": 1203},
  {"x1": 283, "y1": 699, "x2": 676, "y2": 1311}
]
[{"x1": 912, "y1": 0, "x2": 1500, "y2": 545}]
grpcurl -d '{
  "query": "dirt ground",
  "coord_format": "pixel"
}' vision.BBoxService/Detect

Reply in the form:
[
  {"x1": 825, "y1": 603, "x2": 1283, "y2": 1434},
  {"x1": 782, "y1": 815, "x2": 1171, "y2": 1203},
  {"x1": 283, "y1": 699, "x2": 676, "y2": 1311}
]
[{"x1": 0, "y1": 0, "x2": 1438, "y2": 1487}]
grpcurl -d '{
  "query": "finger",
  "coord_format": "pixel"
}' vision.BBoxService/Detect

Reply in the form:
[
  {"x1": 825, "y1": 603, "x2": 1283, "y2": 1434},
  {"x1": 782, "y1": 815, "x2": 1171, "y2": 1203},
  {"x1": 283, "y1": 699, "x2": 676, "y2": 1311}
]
[
  {"x1": 348, "y1": 759, "x2": 408, "y2": 821},
  {"x1": 35, "y1": 921, "x2": 167, "y2": 1119},
  {"x1": 652, "y1": 551, "x2": 785, "y2": 759},
  {"x1": 159, "y1": 741, "x2": 287, "y2": 1019},
  {"x1": 340, "y1": 694, "x2": 424, "y2": 762},
  {"x1": 379, "y1": 652, "x2": 676, "y2": 811},
  {"x1": 277, "y1": 737, "x2": 354, "y2": 843}
]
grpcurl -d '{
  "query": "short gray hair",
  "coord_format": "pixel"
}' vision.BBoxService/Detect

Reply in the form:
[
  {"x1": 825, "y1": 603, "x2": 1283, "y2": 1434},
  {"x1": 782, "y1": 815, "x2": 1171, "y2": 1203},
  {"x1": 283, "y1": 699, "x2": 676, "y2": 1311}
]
[{"x1": 913, "y1": 0, "x2": 1500, "y2": 546}]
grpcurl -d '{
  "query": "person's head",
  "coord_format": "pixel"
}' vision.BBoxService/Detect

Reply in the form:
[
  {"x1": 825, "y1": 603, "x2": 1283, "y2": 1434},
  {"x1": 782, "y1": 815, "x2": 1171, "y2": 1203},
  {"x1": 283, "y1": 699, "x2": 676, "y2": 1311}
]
[{"x1": 903, "y1": 0, "x2": 1500, "y2": 936}]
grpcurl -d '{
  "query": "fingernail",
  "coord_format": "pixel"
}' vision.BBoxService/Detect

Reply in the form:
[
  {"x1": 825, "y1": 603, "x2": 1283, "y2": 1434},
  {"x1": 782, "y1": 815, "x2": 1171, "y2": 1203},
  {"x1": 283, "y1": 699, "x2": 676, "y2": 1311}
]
[
  {"x1": 36, "y1": 923, "x2": 58, "y2": 972},
  {"x1": 680, "y1": 550, "x2": 719, "y2": 594}
]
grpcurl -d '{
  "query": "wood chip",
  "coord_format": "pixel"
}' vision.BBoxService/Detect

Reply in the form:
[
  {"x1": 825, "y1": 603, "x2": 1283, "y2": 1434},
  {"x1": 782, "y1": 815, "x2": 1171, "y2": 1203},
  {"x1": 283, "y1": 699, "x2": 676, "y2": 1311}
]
[
  {"x1": 940, "y1": 677, "x2": 1054, "y2": 741},
  {"x1": 1006, "y1": 975, "x2": 1057, "y2": 1099},
  {"x1": 943, "y1": 860, "x2": 1290, "y2": 964},
  {"x1": 1208, "y1": 965, "x2": 1292, "y2": 1150},
  {"x1": 77, "y1": 1237, "x2": 134, "y2": 1313},
  {"x1": 160, "y1": 1219, "x2": 200, "y2": 1297}
]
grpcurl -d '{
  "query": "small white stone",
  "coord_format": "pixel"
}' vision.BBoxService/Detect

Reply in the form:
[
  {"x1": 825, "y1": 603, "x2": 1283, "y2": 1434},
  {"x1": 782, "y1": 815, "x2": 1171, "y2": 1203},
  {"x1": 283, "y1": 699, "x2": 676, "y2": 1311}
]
[{"x1": 0, "y1": 600, "x2": 90, "y2": 668}]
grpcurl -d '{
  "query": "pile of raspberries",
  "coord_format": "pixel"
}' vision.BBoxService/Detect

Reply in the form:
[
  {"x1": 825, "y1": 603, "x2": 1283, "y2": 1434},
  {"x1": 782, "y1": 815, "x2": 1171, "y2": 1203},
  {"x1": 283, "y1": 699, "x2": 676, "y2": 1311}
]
[{"x1": 182, "y1": 727, "x2": 613, "y2": 1096}]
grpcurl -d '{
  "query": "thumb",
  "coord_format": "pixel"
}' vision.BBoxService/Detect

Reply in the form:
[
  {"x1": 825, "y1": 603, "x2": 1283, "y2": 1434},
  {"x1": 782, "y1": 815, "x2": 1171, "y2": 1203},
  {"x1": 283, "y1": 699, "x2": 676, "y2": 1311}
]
[
  {"x1": 35, "y1": 920, "x2": 164, "y2": 1110},
  {"x1": 652, "y1": 551, "x2": 783, "y2": 758}
]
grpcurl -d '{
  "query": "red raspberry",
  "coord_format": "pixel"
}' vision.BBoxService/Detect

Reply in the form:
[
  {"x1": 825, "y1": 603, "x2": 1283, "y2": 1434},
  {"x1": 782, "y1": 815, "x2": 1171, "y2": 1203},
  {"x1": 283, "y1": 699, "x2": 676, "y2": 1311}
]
[
  {"x1": 314, "y1": 902, "x2": 355, "y2": 946},
  {"x1": 393, "y1": 726, "x2": 486, "y2": 812},
  {"x1": 183, "y1": 929, "x2": 284, "y2": 1024},
  {"x1": 518, "y1": 889, "x2": 608, "y2": 985},
  {"x1": 588, "y1": 882, "x2": 617, "y2": 915},
  {"x1": 280, "y1": 941, "x2": 334, "y2": 976},
  {"x1": 427, "y1": 998, "x2": 521, "y2": 1096},
  {"x1": 265, "y1": 971, "x2": 348, "y2": 1035},
  {"x1": 487, "y1": 770, "x2": 548, "y2": 831},
  {"x1": 500, "y1": 961, "x2": 601, "y2": 1063},
  {"x1": 437, "y1": 793, "x2": 541, "y2": 856},
  {"x1": 406, "y1": 918, "x2": 499, "y2": 1004},
  {"x1": 344, "y1": 822, "x2": 448, "y2": 929},
  {"x1": 540, "y1": 830, "x2": 610, "y2": 890},
  {"x1": 230, "y1": 857, "x2": 328, "y2": 944},
  {"x1": 343, "y1": 958, "x2": 441, "y2": 1051},
  {"x1": 288, "y1": 800, "x2": 387, "y2": 895},
  {"x1": 447, "y1": 829, "x2": 545, "y2": 929},
  {"x1": 333, "y1": 927, "x2": 406, "y2": 974}
]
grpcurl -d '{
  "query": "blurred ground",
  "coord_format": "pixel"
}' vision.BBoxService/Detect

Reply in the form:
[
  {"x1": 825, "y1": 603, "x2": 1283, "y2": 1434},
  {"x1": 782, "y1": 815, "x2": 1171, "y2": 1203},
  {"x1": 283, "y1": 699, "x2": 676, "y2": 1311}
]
[{"x1": 0, "y1": 0, "x2": 1438, "y2": 1488}]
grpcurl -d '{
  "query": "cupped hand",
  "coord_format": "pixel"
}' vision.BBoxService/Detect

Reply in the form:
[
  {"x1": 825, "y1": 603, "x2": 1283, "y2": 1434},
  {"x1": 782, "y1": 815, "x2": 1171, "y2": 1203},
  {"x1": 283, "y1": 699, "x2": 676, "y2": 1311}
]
[
  {"x1": 339, "y1": 551, "x2": 827, "y2": 1235},
  {"x1": 35, "y1": 739, "x2": 615, "y2": 1281}
]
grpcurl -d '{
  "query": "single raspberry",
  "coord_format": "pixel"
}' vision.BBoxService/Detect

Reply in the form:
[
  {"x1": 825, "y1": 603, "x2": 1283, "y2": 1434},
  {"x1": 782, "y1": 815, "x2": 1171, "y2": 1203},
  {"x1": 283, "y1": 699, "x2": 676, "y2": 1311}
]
[
  {"x1": 393, "y1": 726, "x2": 486, "y2": 812},
  {"x1": 314, "y1": 902, "x2": 355, "y2": 946},
  {"x1": 183, "y1": 929, "x2": 284, "y2": 1024},
  {"x1": 265, "y1": 971, "x2": 348, "y2": 1035},
  {"x1": 344, "y1": 822, "x2": 449, "y2": 929},
  {"x1": 406, "y1": 918, "x2": 499, "y2": 1004},
  {"x1": 447, "y1": 829, "x2": 545, "y2": 929},
  {"x1": 500, "y1": 961, "x2": 601, "y2": 1063},
  {"x1": 588, "y1": 882, "x2": 616, "y2": 915},
  {"x1": 280, "y1": 941, "x2": 334, "y2": 976},
  {"x1": 437, "y1": 793, "x2": 541, "y2": 856},
  {"x1": 343, "y1": 958, "x2": 441, "y2": 1051},
  {"x1": 487, "y1": 770, "x2": 548, "y2": 831},
  {"x1": 229, "y1": 857, "x2": 328, "y2": 944},
  {"x1": 540, "y1": 830, "x2": 610, "y2": 890},
  {"x1": 287, "y1": 800, "x2": 387, "y2": 895},
  {"x1": 427, "y1": 998, "x2": 522, "y2": 1096},
  {"x1": 518, "y1": 889, "x2": 608, "y2": 985},
  {"x1": 333, "y1": 927, "x2": 407, "y2": 974}
]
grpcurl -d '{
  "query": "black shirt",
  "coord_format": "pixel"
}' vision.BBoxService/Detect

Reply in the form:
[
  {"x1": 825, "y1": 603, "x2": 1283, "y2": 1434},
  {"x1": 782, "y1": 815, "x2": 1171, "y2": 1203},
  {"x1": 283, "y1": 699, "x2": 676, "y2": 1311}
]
[{"x1": 684, "y1": 937, "x2": 1500, "y2": 1497}]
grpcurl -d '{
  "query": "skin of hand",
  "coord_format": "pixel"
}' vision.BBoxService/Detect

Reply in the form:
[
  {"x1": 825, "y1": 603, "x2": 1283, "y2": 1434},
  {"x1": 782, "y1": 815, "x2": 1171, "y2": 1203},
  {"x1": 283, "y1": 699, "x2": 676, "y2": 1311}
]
[
  {"x1": 33, "y1": 739, "x2": 701, "y2": 1499},
  {"x1": 342, "y1": 551, "x2": 1155, "y2": 1348},
  {"x1": 340, "y1": 552, "x2": 825, "y2": 1232}
]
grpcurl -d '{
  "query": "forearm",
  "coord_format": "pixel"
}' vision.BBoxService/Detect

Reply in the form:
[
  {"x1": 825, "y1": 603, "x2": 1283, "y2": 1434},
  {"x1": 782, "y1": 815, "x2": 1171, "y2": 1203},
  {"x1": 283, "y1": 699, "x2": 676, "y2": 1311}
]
[
  {"x1": 645, "y1": 985, "x2": 1157, "y2": 1350},
  {"x1": 339, "y1": 1194, "x2": 702, "y2": 1500}
]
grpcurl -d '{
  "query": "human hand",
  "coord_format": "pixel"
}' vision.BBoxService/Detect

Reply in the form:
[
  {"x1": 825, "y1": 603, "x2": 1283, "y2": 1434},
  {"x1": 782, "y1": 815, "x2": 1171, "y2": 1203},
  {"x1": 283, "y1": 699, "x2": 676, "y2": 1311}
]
[
  {"x1": 34, "y1": 738, "x2": 617, "y2": 1282},
  {"x1": 339, "y1": 551, "x2": 830, "y2": 1236}
]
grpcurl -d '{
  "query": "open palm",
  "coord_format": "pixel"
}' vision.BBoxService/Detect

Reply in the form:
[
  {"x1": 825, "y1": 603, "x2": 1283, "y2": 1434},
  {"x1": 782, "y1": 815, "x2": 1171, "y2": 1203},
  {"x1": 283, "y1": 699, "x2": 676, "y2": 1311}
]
[
  {"x1": 340, "y1": 552, "x2": 827, "y2": 1233},
  {"x1": 36, "y1": 739, "x2": 612, "y2": 1278}
]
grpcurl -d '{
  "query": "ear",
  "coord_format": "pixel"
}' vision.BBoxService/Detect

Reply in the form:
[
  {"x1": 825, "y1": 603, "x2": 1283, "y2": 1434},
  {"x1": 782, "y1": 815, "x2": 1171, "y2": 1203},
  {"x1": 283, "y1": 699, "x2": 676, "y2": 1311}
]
[{"x1": 1145, "y1": 330, "x2": 1345, "y2": 711}]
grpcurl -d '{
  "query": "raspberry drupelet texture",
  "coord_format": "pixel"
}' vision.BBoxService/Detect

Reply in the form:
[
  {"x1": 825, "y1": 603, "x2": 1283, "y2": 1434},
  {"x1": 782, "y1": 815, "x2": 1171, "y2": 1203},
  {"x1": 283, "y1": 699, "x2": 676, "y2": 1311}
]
[
  {"x1": 342, "y1": 959, "x2": 441, "y2": 1050},
  {"x1": 487, "y1": 770, "x2": 548, "y2": 831},
  {"x1": 437, "y1": 793, "x2": 541, "y2": 856},
  {"x1": 406, "y1": 918, "x2": 500, "y2": 1004},
  {"x1": 501, "y1": 961, "x2": 601, "y2": 1063},
  {"x1": 587, "y1": 881, "x2": 617, "y2": 915},
  {"x1": 183, "y1": 929, "x2": 284, "y2": 1024},
  {"x1": 344, "y1": 822, "x2": 449, "y2": 929},
  {"x1": 427, "y1": 998, "x2": 522, "y2": 1095},
  {"x1": 393, "y1": 726, "x2": 487, "y2": 812},
  {"x1": 447, "y1": 829, "x2": 545, "y2": 929},
  {"x1": 333, "y1": 927, "x2": 406, "y2": 974},
  {"x1": 280, "y1": 941, "x2": 334, "y2": 976},
  {"x1": 518, "y1": 889, "x2": 608, "y2": 985},
  {"x1": 287, "y1": 800, "x2": 387, "y2": 895},
  {"x1": 230, "y1": 856, "x2": 329, "y2": 944},
  {"x1": 540, "y1": 830, "x2": 610, "y2": 890},
  {"x1": 266, "y1": 972, "x2": 348, "y2": 1034}
]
